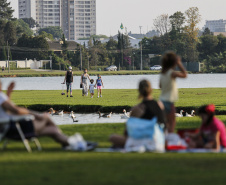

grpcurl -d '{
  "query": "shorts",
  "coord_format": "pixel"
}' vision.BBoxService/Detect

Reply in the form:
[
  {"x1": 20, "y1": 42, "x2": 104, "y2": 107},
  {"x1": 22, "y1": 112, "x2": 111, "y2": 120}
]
[
  {"x1": 162, "y1": 101, "x2": 175, "y2": 114},
  {"x1": 6, "y1": 120, "x2": 36, "y2": 140},
  {"x1": 97, "y1": 86, "x2": 102, "y2": 90},
  {"x1": 90, "y1": 90, "x2": 94, "y2": 94}
]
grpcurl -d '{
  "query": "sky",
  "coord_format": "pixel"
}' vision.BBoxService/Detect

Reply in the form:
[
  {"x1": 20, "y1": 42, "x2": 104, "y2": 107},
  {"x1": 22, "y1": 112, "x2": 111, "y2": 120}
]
[{"x1": 9, "y1": 0, "x2": 226, "y2": 36}]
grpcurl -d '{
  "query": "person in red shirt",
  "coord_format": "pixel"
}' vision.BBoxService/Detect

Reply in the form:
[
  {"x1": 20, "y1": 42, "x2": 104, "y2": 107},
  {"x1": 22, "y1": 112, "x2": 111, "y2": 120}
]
[{"x1": 187, "y1": 104, "x2": 226, "y2": 150}]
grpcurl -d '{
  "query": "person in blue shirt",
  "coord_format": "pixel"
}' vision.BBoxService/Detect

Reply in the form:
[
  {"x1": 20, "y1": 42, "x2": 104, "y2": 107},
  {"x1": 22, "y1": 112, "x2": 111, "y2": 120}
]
[{"x1": 95, "y1": 74, "x2": 104, "y2": 98}]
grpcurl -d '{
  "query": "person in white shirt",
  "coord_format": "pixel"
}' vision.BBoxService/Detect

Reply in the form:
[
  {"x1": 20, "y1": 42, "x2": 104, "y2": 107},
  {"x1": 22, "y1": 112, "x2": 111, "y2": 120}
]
[
  {"x1": 0, "y1": 81, "x2": 93, "y2": 150},
  {"x1": 89, "y1": 79, "x2": 95, "y2": 98},
  {"x1": 159, "y1": 52, "x2": 187, "y2": 133}
]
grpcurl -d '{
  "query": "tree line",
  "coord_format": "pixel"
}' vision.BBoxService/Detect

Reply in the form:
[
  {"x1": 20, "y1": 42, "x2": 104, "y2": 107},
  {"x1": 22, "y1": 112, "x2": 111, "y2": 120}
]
[{"x1": 0, "y1": 1, "x2": 225, "y2": 72}]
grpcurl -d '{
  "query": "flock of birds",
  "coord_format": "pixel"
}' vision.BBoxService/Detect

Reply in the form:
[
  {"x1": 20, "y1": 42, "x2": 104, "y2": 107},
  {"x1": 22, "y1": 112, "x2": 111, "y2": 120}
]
[
  {"x1": 48, "y1": 108, "x2": 195, "y2": 122},
  {"x1": 175, "y1": 110, "x2": 196, "y2": 117}
]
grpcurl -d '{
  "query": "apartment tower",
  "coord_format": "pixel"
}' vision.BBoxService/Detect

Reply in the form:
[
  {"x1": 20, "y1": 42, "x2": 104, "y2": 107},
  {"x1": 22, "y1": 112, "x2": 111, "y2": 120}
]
[{"x1": 18, "y1": 0, "x2": 96, "y2": 40}]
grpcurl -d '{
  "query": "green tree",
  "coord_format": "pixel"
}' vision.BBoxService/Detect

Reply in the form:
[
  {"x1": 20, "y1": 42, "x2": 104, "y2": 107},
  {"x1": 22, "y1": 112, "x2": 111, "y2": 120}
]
[
  {"x1": 4, "y1": 21, "x2": 17, "y2": 45},
  {"x1": 169, "y1": 11, "x2": 185, "y2": 33},
  {"x1": 21, "y1": 18, "x2": 37, "y2": 28},
  {"x1": 0, "y1": 20, "x2": 6, "y2": 45},
  {"x1": 39, "y1": 31, "x2": 53, "y2": 41},
  {"x1": 0, "y1": 0, "x2": 14, "y2": 20},
  {"x1": 16, "y1": 19, "x2": 33, "y2": 37},
  {"x1": 202, "y1": 27, "x2": 212, "y2": 36},
  {"x1": 184, "y1": 7, "x2": 201, "y2": 62},
  {"x1": 197, "y1": 35, "x2": 218, "y2": 60},
  {"x1": 38, "y1": 26, "x2": 63, "y2": 39},
  {"x1": 216, "y1": 34, "x2": 226, "y2": 54},
  {"x1": 1, "y1": 46, "x2": 7, "y2": 60}
]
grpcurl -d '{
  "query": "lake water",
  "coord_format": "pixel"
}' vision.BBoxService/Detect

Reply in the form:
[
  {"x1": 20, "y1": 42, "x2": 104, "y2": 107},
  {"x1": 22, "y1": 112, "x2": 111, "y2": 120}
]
[
  {"x1": 51, "y1": 113, "x2": 127, "y2": 125},
  {"x1": 1, "y1": 74, "x2": 226, "y2": 90}
]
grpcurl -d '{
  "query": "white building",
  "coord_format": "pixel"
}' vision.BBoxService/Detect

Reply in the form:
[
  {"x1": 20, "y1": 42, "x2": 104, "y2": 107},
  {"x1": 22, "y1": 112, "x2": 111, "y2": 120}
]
[
  {"x1": 18, "y1": 0, "x2": 36, "y2": 20},
  {"x1": 18, "y1": 0, "x2": 96, "y2": 40},
  {"x1": 204, "y1": 19, "x2": 226, "y2": 32}
]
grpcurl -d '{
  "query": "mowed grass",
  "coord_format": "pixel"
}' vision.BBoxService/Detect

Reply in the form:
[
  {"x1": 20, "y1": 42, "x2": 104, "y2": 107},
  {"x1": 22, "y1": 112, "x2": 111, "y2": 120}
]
[
  {"x1": 1, "y1": 88, "x2": 226, "y2": 184},
  {"x1": 0, "y1": 69, "x2": 159, "y2": 77},
  {"x1": 10, "y1": 88, "x2": 226, "y2": 113},
  {"x1": 1, "y1": 116, "x2": 226, "y2": 185}
]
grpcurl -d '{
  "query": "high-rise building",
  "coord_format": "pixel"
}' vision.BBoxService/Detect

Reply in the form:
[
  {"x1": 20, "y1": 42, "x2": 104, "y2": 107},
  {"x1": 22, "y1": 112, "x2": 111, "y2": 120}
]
[
  {"x1": 204, "y1": 19, "x2": 226, "y2": 32},
  {"x1": 18, "y1": 0, "x2": 96, "y2": 40},
  {"x1": 18, "y1": 0, "x2": 36, "y2": 20}
]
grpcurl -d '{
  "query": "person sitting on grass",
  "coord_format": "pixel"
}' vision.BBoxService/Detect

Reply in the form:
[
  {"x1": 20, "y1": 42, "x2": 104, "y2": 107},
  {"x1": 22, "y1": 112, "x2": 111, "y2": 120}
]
[
  {"x1": 109, "y1": 80, "x2": 165, "y2": 148},
  {"x1": 63, "y1": 66, "x2": 73, "y2": 97},
  {"x1": 89, "y1": 79, "x2": 95, "y2": 98},
  {"x1": 0, "y1": 81, "x2": 92, "y2": 151},
  {"x1": 186, "y1": 105, "x2": 226, "y2": 151},
  {"x1": 95, "y1": 74, "x2": 104, "y2": 98}
]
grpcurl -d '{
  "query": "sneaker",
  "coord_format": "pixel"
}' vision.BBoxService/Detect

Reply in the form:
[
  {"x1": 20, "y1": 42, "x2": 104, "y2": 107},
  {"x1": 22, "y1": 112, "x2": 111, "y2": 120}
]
[
  {"x1": 67, "y1": 95, "x2": 68, "y2": 97},
  {"x1": 100, "y1": 95, "x2": 102, "y2": 97},
  {"x1": 97, "y1": 96, "x2": 99, "y2": 98},
  {"x1": 70, "y1": 95, "x2": 73, "y2": 97},
  {"x1": 91, "y1": 96, "x2": 93, "y2": 98}
]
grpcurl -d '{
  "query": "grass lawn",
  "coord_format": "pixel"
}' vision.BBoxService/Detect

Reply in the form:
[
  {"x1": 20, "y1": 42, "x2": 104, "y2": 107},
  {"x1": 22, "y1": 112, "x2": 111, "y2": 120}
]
[
  {"x1": 10, "y1": 88, "x2": 226, "y2": 113},
  {"x1": 0, "y1": 69, "x2": 159, "y2": 77},
  {"x1": 1, "y1": 117, "x2": 226, "y2": 185}
]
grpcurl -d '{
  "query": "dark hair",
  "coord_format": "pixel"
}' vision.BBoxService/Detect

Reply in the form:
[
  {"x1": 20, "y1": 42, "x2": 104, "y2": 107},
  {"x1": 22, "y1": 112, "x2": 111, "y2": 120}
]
[
  {"x1": 161, "y1": 51, "x2": 178, "y2": 73},
  {"x1": 84, "y1": 69, "x2": 87, "y2": 71},
  {"x1": 138, "y1": 80, "x2": 152, "y2": 98},
  {"x1": 198, "y1": 105, "x2": 215, "y2": 125}
]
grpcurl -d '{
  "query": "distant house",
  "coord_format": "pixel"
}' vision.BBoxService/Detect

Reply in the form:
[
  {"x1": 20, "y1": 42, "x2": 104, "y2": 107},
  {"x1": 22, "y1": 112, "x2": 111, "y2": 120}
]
[
  {"x1": 48, "y1": 41, "x2": 78, "y2": 53},
  {"x1": 213, "y1": 32, "x2": 226, "y2": 37}
]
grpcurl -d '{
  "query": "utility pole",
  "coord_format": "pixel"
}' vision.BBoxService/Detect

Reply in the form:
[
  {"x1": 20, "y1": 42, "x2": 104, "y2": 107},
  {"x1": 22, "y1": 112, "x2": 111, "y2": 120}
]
[
  {"x1": 139, "y1": 26, "x2": 143, "y2": 34},
  {"x1": 80, "y1": 45, "x2": 82, "y2": 71},
  {"x1": 140, "y1": 42, "x2": 143, "y2": 70},
  {"x1": 7, "y1": 41, "x2": 10, "y2": 73}
]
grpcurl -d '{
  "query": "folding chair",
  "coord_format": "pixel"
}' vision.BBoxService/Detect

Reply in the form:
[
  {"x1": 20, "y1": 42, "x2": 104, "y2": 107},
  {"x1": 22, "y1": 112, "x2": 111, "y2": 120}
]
[{"x1": 0, "y1": 115, "x2": 42, "y2": 153}]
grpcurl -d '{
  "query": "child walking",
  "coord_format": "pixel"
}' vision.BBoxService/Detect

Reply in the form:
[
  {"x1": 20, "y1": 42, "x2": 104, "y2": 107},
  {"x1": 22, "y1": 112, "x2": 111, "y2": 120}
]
[
  {"x1": 159, "y1": 51, "x2": 187, "y2": 133},
  {"x1": 89, "y1": 79, "x2": 95, "y2": 98},
  {"x1": 95, "y1": 74, "x2": 104, "y2": 98}
]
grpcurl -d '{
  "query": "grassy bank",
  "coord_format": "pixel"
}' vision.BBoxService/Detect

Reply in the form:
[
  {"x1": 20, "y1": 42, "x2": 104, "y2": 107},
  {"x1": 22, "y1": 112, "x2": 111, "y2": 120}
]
[
  {"x1": 10, "y1": 88, "x2": 226, "y2": 114},
  {"x1": 1, "y1": 117, "x2": 226, "y2": 185},
  {"x1": 0, "y1": 70, "x2": 159, "y2": 77}
]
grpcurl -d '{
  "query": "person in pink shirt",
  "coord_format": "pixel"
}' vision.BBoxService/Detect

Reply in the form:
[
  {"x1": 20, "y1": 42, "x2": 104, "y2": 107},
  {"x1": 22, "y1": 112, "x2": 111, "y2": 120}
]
[{"x1": 187, "y1": 104, "x2": 226, "y2": 150}]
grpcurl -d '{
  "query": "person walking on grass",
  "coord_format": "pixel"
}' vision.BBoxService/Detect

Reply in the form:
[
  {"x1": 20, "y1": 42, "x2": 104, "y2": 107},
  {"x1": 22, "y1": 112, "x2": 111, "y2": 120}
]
[
  {"x1": 89, "y1": 79, "x2": 95, "y2": 98},
  {"x1": 81, "y1": 69, "x2": 91, "y2": 96},
  {"x1": 159, "y1": 51, "x2": 187, "y2": 133},
  {"x1": 95, "y1": 74, "x2": 104, "y2": 98},
  {"x1": 63, "y1": 66, "x2": 73, "y2": 97}
]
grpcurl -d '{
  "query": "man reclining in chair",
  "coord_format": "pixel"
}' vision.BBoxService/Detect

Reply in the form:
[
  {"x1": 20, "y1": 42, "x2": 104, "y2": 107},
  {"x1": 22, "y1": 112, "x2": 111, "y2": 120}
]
[{"x1": 0, "y1": 81, "x2": 91, "y2": 151}]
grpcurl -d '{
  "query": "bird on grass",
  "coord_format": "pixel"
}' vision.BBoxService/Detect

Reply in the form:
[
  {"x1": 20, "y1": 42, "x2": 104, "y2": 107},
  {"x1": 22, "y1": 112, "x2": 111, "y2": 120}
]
[
  {"x1": 185, "y1": 110, "x2": 195, "y2": 117},
  {"x1": 98, "y1": 111, "x2": 112, "y2": 118}
]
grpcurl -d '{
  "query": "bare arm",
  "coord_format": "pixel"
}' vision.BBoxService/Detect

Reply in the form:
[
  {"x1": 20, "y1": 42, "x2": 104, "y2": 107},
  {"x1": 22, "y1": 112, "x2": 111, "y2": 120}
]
[
  {"x1": 172, "y1": 57, "x2": 187, "y2": 79},
  {"x1": 6, "y1": 82, "x2": 15, "y2": 100},
  {"x1": 101, "y1": 79, "x2": 104, "y2": 87},
  {"x1": 88, "y1": 75, "x2": 91, "y2": 81},
  {"x1": 72, "y1": 72, "x2": 73, "y2": 83},
  {"x1": 2, "y1": 101, "x2": 29, "y2": 115}
]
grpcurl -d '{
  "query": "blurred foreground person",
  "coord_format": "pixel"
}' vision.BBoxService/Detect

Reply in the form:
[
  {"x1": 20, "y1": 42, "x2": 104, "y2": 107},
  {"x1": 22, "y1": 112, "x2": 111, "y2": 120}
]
[
  {"x1": 110, "y1": 80, "x2": 165, "y2": 148},
  {"x1": 0, "y1": 81, "x2": 96, "y2": 151},
  {"x1": 186, "y1": 105, "x2": 226, "y2": 151}
]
